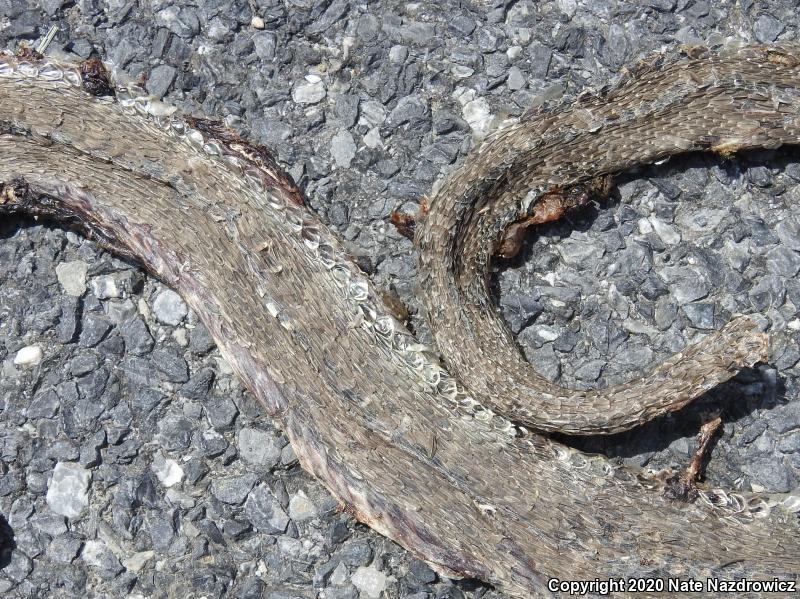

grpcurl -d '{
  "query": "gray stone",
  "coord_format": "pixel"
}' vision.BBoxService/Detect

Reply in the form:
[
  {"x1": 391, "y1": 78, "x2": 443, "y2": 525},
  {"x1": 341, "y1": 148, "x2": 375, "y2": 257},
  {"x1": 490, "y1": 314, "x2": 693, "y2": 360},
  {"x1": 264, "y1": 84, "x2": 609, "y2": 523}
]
[
  {"x1": 461, "y1": 96, "x2": 492, "y2": 136},
  {"x1": 351, "y1": 564, "x2": 388, "y2": 598},
  {"x1": 27, "y1": 389, "x2": 61, "y2": 419},
  {"x1": 244, "y1": 484, "x2": 290, "y2": 533},
  {"x1": 449, "y1": 14, "x2": 476, "y2": 36},
  {"x1": 152, "y1": 289, "x2": 188, "y2": 325},
  {"x1": 81, "y1": 539, "x2": 124, "y2": 579},
  {"x1": 56, "y1": 261, "x2": 88, "y2": 297},
  {"x1": 57, "y1": 296, "x2": 80, "y2": 343},
  {"x1": 388, "y1": 45, "x2": 408, "y2": 63},
  {"x1": 527, "y1": 42, "x2": 553, "y2": 78},
  {"x1": 146, "y1": 64, "x2": 177, "y2": 99},
  {"x1": 152, "y1": 347, "x2": 189, "y2": 383},
  {"x1": 68, "y1": 352, "x2": 100, "y2": 377},
  {"x1": 48, "y1": 535, "x2": 83, "y2": 563},
  {"x1": 119, "y1": 317, "x2": 154, "y2": 355},
  {"x1": 157, "y1": 414, "x2": 195, "y2": 452},
  {"x1": 660, "y1": 268, "x2": 710, "y2": 304},
  {"x1": 253, "y1": 31, "x2": 277, "y2": 61},
  {"x1": 682, "y1": 303, "x2": 715, "y2": 329},
  {"x1": 292, "y1": 76, "x2": 326, "y2": 104},
  {"x1": 558, "y1": 237, "x2": 603, "y2": 265},
  {"x1": 573, "y1": 359, "x2": 605, "y2": 382},
  {"x1": 210, "y1": 472, "x2": 259, "y2": 505},
  {"x1": 90, "y1": 275, "x2": 122, "y2": 299},
  {"x1": 288, "y1": 490, "x2": 317, "y2": 521},
  {"x1": 385, "y1": 95, "x2": 428, "y2": 130},
  {"x1": 337, "y1": 538, "x2": 373, "y2": 567},
  {"x1": 778, "y1": 431, "x2": 800, "y2": 454},
  {"x1": 331, "y1": 130, "x2": 357, "y2": 169},
  {"x1": 2, "y1": 550, "x2": 32, "y2": 583},
  {"x1": 334, "y1": 94, "x2": 360, "y2": 128},
  {"x1": 237, "y1": 427, "x2": 284, "y2": 468},
  {"x1": 181, "y1": 367, "x2": 215, "y2": 400},
  {"x1": 46, "y1": 462, "x2": 91, "y2": 519},
  {"x1": 766, "y1": 246, "x2": 800, "y2": 278},
  {"x1": 205, "y1": 395, "x2": 239, "y2": 429},
  {"x1": 189, "y1": 323, "x2": 216, "y2": 354},
  {"x1": 30, "y1": 511, "x2": 68, "y2": 537},
  {"x1": 79, "y1": 313, "x2": 111, "y2": 348},
  {"x1": 754, "y1": 14, "x2": 784, "y2": 42},
  {"x1": 507, "y1": 66, "x2": 526, "y2": 90},
  {"x1": 742, "y1": 456, "x2": 795, "y2": 492},
  {"x1": 400, "y1": 20, "x2": 436, "y2": 45}
]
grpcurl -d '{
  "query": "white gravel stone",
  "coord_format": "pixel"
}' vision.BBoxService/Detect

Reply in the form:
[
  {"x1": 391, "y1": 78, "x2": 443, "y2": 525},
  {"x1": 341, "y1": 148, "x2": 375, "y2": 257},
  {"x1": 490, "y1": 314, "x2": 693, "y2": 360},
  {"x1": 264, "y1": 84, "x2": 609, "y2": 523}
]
[
  {"x1": 351, "y1": 564, "x2": 388, "y2": 598},
  {"x1": 55, "y1": 260, "x2": 88, "y2": 296},
  {"x1": 649, "y1": 216, "x2": 681, "y2": 245},
  {"x1": 292, "y1": 75, "x2": 326, "y2": 104},
  {"x1": 152, "y1": 289, "x2": 188, "y2": 325},
  {"x1": 363, "y1": 127, "x2": 382, "y2": 148},
  {"x1": 90, "y1": 274, "x2": 122, "y2": 299},
  {"x1": 534, "y1": 325, "x2": 559, "y2": 342},
  {"x1": 13, "y1": 345, "x2": 43, "y2": 368},
  {"x1": 330, "y1": 562, "x2": 349, "y2": 586},
  {"x1": 288, "y1": 490, "x2": 317, "y2": 521},
  {"x1": 152, "y1": 454, "x2": 184, "y2": 487},
  {"x1": 122, "y1": 550, "x2": 154, "y2": 572},
  {"x1": 462, "y1": 96, "x2": 493, "y2": 137},
  {"x1": 330, "y1": 130, "x2": 357, "y2": 168},
  {"x1": 507, "y1": 65, "x2": 526, "y2": 90},
  {"x1": 358, "y1": 100, "x2": 386, "y2": 128},
  {"x1": 46, "y1": 462, "x2": 91, "y2": 518}
]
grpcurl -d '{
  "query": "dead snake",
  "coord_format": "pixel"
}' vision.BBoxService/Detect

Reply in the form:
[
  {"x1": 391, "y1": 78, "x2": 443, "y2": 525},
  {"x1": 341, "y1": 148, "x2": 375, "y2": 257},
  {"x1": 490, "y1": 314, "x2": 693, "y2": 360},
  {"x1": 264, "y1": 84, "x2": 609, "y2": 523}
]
[{"x1": 1, "y1": 43, "x2": 799, "y2": 597}]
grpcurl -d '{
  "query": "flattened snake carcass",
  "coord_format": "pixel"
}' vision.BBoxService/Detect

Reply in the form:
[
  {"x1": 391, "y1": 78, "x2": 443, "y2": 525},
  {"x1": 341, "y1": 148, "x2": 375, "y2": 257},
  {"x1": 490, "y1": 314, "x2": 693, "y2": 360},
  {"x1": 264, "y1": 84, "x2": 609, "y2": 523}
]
[{"x1": 1, "y1": 44, "x2": 799, "y2": 597}]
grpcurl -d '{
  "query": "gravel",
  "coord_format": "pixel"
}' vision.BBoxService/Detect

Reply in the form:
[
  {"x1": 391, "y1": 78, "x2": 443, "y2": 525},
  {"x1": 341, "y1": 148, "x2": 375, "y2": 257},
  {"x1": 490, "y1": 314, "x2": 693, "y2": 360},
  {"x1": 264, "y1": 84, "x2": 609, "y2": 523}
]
[{"x1": 2, "y1": 1, "x2": 800, "y2": 598}]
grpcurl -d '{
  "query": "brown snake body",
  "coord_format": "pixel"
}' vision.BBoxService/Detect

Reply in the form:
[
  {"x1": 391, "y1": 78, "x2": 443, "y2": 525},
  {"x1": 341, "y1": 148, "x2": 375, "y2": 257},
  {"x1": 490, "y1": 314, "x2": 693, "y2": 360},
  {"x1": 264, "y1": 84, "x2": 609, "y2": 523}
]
[{"x1": 1, "y1": 45, "x2": 799, "y2": 597}]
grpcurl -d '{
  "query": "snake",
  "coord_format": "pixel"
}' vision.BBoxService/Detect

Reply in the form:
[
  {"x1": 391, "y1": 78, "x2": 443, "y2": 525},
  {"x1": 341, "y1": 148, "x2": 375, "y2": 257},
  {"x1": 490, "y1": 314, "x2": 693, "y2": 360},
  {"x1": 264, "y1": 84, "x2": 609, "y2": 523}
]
[{"x1": 1, "y1": 43, "x2": 799, "y2": 597}]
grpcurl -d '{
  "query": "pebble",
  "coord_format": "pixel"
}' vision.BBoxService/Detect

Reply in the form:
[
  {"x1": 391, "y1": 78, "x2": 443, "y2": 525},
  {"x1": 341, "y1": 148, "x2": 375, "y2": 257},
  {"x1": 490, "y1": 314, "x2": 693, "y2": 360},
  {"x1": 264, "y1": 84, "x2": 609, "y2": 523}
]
[
  {"x1": 293, "y1": 75, "x2": 326, "y2": 104},
  {"x1": 754, "y1": 14, "x2": 784, "y2": 42},
  {"x1": 210, "y1": 472, "x2": 259, "y2": 504},
  {"x1": 245, "y1": 485, "x2": 291, "y2": 534},
  {"x1": 152, "y1": 289, "x2": 188, "y2": 325},
  {"x1": 330, "y1": 130, "x2": 357, "y2": 168},
  {"x1": 152, "y1": 453, "x2": 185, "y2": 487},
  {"x1": 46, "y1": 462, "x2": 91, "y2": 519},
  {"x1": 506, "y1": 66, "x2": 526, "y2": 90},
  {"x1": 90, "y1": 275, "x2": 122, "y2": 299},
  {"x1": 237, "y1": 427, "x2": 284, "y2": 468},
  {"x1": 460, "y1": 96, "x2": 492, "y2": 137},
  {"x1": 122, "y1": 550, "x2": 155, "y2": 573},
  {"x1": 119, "y1": 317, "x2": 155, "y2": 355},
  {"x1": 55, "y1": 261, "x2": 88, "y2": 296},
  {"x1": 288, "y1": 490, "x2": 318, "y2": 521},
  {"x1": 81, "y1": 539, "x2": 124, "y2": 578},
  {"x1": 146, "y1": 64, "x2": 177, "y2": 98},
  {"x1": 13, "y1": 345, "x2": 43, "y2": 368},
  {"x1": 351, "y1": 565, "x2": 389, "y2": 598}
]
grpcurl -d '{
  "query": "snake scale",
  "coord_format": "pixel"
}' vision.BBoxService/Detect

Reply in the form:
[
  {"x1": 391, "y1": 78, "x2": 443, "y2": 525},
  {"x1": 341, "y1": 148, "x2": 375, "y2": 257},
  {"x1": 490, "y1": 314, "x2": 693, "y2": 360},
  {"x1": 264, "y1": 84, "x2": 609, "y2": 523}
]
[{"x1": 1, "y1": 43, "x2": 799, "y2": 597}]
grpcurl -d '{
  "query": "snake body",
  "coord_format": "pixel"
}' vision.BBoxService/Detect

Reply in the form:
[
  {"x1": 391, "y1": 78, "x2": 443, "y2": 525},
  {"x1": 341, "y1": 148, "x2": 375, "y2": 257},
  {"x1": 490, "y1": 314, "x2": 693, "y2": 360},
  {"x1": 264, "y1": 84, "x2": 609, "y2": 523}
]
[{"x1": 1, "y1": 45, "x2": 799, "y2": 597}]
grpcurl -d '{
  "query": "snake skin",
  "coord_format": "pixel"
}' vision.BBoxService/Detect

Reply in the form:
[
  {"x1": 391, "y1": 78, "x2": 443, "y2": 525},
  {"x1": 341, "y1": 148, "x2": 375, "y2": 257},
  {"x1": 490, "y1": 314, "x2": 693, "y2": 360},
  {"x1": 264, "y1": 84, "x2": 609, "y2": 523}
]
[{"x1": 0, "y1": 44, "x2": 799, "y2": 597}]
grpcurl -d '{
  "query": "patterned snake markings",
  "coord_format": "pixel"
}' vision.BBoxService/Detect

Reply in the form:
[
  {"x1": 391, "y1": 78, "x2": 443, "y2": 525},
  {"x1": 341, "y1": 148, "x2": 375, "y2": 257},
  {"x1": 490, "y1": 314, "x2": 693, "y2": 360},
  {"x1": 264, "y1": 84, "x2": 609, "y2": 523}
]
[{"x1": 1, "y1": 44, "x2": 799, "y2": 597}]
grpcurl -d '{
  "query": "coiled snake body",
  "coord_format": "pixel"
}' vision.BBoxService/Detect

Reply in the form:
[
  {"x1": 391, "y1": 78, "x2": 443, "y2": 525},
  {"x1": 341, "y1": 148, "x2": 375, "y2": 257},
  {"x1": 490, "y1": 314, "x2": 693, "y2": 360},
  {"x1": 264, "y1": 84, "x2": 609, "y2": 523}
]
[{"x1": 1, "y1": 45, "x2": 799, "y2": 597}]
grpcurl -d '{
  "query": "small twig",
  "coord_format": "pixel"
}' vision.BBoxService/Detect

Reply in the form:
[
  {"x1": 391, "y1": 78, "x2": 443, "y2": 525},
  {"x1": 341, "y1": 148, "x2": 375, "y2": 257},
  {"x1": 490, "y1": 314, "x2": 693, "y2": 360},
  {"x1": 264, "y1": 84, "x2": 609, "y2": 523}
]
[{"x1": 664, "y1": 413, "x2": 723, "y2": 502}]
